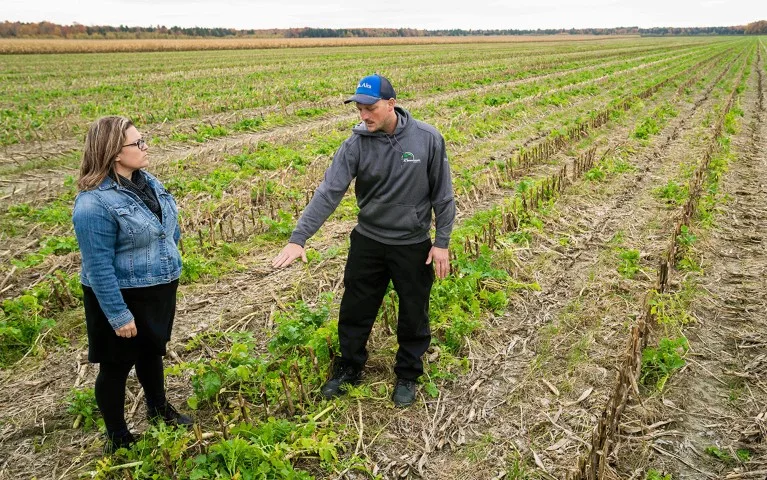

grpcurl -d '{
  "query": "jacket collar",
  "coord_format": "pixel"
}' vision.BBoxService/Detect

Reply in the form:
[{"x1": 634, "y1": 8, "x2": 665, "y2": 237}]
[{"x1": 97, "y1": 176, "x2": 118, "y2": 191}]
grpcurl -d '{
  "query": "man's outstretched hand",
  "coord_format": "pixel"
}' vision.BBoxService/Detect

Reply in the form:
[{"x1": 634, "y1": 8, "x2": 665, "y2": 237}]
[
  {"x1": 272, "y1": 243, "x2": 307, "y2": 268},
  {"x1": 426, "y1": 246, "x2": 450, "y2": 279}
]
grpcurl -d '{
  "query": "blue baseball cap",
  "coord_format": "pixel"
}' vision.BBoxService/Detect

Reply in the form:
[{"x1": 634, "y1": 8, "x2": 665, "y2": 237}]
[{"x1": 344, "y1": 74, "x2": 396, "y2": 105}]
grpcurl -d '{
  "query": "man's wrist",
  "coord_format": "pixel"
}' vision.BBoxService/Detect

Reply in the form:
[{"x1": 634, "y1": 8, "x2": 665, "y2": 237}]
[{"x1": 287, "y1": 235, "x2": 307, "y2": 248}]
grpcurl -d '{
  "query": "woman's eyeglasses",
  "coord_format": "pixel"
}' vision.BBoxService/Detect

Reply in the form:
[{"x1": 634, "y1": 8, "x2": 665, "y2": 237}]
[{"x1": 123, "y1": 138, "x2": 147, "y2": 150}]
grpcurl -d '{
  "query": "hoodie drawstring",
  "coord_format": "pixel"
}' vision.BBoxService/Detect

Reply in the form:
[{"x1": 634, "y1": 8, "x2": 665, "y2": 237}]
[{"x1": 386, "y1": 133, "x2": 407, "y2": 156}]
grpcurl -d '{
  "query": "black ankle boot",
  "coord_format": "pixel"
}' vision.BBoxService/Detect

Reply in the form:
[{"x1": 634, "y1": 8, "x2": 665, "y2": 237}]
[
  {"x1": 321, "y1": 360, "x2": 362, "y2": 399},
  {"x1": 392, "y1": 378, "x2": 417, "y2": 408},
  {"x1": 147, "y1": 402, "x2": 193, "y2": 426},
  {"x1": 104, "y1": 430, "x2": 136, "y2": 454}
]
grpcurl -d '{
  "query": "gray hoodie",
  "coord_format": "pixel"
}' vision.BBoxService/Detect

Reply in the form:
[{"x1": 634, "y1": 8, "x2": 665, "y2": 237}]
[{"x1": 289, "y1": 107, "x2": 455, "y2": 248}]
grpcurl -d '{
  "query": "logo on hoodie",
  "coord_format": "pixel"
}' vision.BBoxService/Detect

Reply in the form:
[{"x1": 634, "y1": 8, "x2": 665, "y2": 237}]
[{"x1": 401, "y1": 152, "x2": 421, "y2": 164}]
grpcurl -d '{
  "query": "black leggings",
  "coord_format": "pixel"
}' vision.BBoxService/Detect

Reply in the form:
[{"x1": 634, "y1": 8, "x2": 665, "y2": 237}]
[{"x1": 95, "y1": 356, "x2": 166, "y2": 436}]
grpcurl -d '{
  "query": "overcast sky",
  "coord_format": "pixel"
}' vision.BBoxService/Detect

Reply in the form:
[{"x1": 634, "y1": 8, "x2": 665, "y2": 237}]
[{"x1": 3, "y1": 0, "x2": 765, "y2": 30}]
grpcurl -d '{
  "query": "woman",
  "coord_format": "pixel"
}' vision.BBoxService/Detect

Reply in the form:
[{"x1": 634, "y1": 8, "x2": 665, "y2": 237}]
[{"x1": 72, "y1": 116, "x2": 191, "y2": 453}]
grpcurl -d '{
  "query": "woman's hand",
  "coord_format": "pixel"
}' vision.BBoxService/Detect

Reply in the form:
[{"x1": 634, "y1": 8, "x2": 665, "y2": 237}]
[{"x1": 115, "y1": 320, "x2": 137, "y2": 338}]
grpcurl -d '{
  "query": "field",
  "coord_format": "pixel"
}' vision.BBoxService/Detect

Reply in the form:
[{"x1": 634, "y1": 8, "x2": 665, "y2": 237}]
[
  {"x1": 0, "y1": 35, "x2": 634, "y2": 54},
  {"x1": 0, "y1": 36, "x2": 766, "y2": 479}
]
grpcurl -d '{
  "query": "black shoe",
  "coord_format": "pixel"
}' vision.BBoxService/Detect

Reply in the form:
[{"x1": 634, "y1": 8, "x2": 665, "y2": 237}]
[
  {"x1": 104, "y1": 431, "x2": 136, "y2": 454},
  {"x1": 392, "y1": 378, "x2": 417, "y2": 408},
  {"x1": 321, "y1": 360, "x2": 361, "y2": 399},
  {"x1": 147, "y1": 402, "x2": 193, "y2": 427}
]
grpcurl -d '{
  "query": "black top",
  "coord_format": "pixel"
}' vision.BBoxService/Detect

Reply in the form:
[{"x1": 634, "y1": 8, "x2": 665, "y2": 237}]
[{"x1": 113, "y1": 170, "x2": 162, "y2": 222}]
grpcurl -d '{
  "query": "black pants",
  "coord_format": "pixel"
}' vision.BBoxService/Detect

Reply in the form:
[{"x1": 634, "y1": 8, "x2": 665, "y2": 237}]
[
  {"x1": 95, "y1": 356, "x2": 166, "y2": 436},
  {"x1": 338, "y1": 229, "x2": 434, "y2": 380}
]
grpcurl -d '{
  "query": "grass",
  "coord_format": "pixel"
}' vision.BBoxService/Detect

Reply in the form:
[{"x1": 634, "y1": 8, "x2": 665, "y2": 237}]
[
  {"x1": 465, "y1": 433, "x2": 496, "y2": 462},
  {"x1": 617, "y1": 248, "x2": 641, "y2": 279},
  {"x1": 649, "y1": 279, "x2": 697, "y2": 335},
  {"x1": 645, "y1": 471, "x2": 672, "y2": 480},
  {"x1": 705, "y1": 445, "x2": 752, "y2": 464},
  {"x1": 633, "y1": 102, "x2": 678, "y2": 140},
  {"x1": 640, "y1": 336, "x2": 688, "y2": 392},
  {"x1": 653, "y1": 179, "x2": 689, "y2": 205},
  {"x1": 65, "y1": 388, "x2": 102, "y2": 431}
]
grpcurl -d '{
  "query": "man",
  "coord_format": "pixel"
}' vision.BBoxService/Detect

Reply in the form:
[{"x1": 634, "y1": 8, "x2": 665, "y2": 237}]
[{"x1": 272, "y1": 74, "x2": 455, "y2": 407}]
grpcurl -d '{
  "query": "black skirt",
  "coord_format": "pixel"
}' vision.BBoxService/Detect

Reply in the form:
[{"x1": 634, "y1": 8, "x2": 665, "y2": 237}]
[{"x1": 83, "y1": 280, "x2": 179, "y2": 363}]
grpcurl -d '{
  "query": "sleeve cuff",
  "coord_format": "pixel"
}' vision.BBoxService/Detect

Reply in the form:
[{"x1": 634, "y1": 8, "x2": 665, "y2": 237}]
[
  {"x1": 288, "y1": 233, "x2": 307, "y2": 248},
  {"x1": 434, "y1": 238, "x2": 450, "y2": 249},
  {"x1": 108, "y1": 310, "x2": 134, "y2": 330}
]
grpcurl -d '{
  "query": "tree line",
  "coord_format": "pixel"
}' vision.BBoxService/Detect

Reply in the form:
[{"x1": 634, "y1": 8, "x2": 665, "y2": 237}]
[{"x1": 1, "y1": 20, "x2": 765, "y2": 39}]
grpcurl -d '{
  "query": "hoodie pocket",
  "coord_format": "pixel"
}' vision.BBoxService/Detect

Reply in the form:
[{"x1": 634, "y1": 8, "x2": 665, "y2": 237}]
[{"x1": 358, "y1": 201, "x2": 420, "y2": 236}]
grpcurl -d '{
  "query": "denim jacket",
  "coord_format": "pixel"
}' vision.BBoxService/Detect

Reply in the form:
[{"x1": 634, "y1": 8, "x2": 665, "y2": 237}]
[{"x1": 73, "y1": 171, "x2": 182, "y2": 330}]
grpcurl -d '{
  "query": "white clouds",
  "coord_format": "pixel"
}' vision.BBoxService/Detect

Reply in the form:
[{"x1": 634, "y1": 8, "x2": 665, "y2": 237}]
[{"x1": 2, "y1": 0, "x2": 765, "y2": 29}]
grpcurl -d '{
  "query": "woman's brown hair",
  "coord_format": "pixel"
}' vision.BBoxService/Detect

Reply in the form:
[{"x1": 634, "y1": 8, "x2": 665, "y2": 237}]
[{"x1": 78, "y1": 116, "x2": 133, "y2": 191}]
